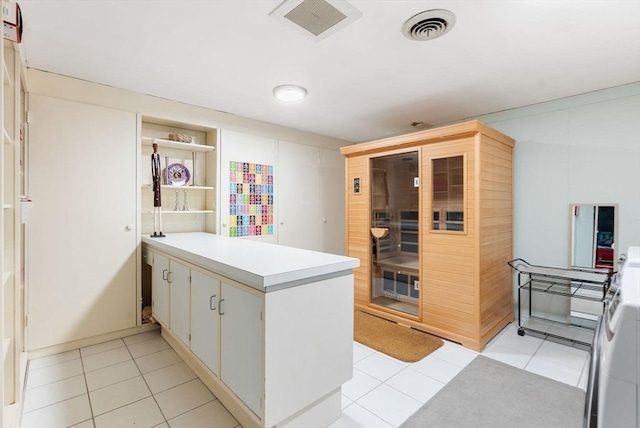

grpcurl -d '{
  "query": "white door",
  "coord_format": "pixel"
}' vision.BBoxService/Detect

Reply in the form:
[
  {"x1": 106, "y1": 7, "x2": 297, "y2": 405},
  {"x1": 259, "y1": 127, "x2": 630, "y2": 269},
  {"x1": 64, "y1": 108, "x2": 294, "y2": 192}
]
[
  {"x1": 169, "y1": 259, "x2": 190, "y2": 346},
  {"x1": 152, "y1": 253, "x2": 170, "y2": 327},
  {"x1": 190, "y1": 269, "x2": 220, "y2": 376},
  {"x1": 220, "y1": 282, "x2": 263, "y2": 416},
  {"x1": 27, "y1": 94, "x2": 138, "y2": 350},
  {"x1": 277, "y1": 141, "x2": 322, "y2": 251},
  {"x1": 320, "y1": 148, "x2": 346, "y2": 255}
]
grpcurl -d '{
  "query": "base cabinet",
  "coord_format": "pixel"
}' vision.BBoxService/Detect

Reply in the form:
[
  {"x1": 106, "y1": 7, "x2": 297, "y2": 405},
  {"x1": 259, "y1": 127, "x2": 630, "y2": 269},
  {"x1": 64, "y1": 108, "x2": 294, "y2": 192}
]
[
  {"x1": 188, "y1": 268, "x2": 264, "y2": 415},
  {"x1": 144, "y1": 234, "x2": 356, "y2": 428},
  {"x1": 169, "y1": 260, "x2": 190, "y2": 346},
  {"x1": 151, "y1": 250, "x2": 265, "y2": 419},
  {"x1": 153, "y1": 252, "x2": 190, "y2": 346},
  {"x1": 220, "y1": 282, "x2": 263, "y2": 417},
  {"x1": 151, "y1": 253, "x2": 170, "y2": 327},
  {"x1": 190, "y1": 269, "x2": 220, "y2": 376}
]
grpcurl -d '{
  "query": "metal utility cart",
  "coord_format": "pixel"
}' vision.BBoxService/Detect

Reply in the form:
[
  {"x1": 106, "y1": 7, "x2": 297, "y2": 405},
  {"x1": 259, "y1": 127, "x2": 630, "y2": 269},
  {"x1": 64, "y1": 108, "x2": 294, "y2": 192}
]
[{"x1": 508, "y1": 258, "x2": 612, "y2": 347}]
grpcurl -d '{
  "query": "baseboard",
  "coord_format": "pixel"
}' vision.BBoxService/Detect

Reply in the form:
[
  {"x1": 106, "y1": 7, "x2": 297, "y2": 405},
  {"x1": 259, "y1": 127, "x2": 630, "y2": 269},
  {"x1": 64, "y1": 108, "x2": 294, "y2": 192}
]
[
  {"x1": 2, "y1": 403, "x2": 18, "y2": 428},
  {"x1": 27, "y1": 322, "x2": 160, "y2": 359}
]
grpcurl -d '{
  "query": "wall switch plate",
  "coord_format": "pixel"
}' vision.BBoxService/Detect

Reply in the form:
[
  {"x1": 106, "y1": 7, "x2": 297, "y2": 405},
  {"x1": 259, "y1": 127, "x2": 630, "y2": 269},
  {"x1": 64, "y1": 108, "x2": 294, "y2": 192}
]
[
  {"x1": 414, "y1": 280, "x2": 419, "y2": 290},
  {"x1": 414, "y1": 177, "x2": 419, "y2": 187}
]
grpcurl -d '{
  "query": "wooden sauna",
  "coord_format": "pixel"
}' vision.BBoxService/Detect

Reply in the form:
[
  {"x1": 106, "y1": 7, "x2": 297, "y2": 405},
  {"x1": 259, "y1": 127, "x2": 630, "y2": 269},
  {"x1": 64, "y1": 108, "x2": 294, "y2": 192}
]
[{"x1": 340, "y1": 120, "x2": 515, "y2": 351}]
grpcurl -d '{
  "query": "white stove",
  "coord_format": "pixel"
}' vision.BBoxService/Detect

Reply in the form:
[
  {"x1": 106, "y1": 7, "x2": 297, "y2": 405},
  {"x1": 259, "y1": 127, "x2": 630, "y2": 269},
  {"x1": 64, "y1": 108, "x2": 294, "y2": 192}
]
[{"x1": 585, "y1": 246, "x2": 640, "y2": 427}]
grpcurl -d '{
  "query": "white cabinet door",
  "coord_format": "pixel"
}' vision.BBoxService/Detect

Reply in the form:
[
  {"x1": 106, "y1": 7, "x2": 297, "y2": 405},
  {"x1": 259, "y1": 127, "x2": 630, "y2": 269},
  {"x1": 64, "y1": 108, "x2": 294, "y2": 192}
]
[
  {"x1": 320, "y1": 148, "x2": 346, "y2": 255},
  {"x1": 220, "y1": 282, "x2": 263, "y2": 417},
  {"x1": 169, "y1": 259, "x2": 190, "y2": 346},
  {"x1": 277, "y1": 141, "x2": 323, "y2": 251},
  {"x1": 27, "y1": 94, "x2": 138, "y2": 350},
  {"x1": 152, "y1": 253, "x2": 170, "y2": 327},
  {"x1": 190, "y1": 269, "x2": 220, "y2": 376}
]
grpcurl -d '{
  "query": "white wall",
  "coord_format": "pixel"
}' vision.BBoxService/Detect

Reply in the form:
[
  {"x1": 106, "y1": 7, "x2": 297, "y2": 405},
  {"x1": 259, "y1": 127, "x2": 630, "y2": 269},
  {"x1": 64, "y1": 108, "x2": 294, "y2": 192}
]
[
  {"x1": 475, "y1": 82, "x2": 640, "y2": 268},
  {"x1": 218, "y1": 130, "x2": 278, "y2": 244},
  {"x1": 28, "y1": 70, "x2": 639, "y2": 272},
  {"x1": 26, "y1": 70, "x2": 350, "y2": 151},
  {"x1": 26, "y1": 70, "x2": 350, "y2": 254}
]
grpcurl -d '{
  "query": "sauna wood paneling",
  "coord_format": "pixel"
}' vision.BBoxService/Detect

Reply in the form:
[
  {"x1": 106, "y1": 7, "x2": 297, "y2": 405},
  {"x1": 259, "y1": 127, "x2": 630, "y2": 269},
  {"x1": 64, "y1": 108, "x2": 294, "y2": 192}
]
[
  {"x1": 478, "y1": 135, "x2": 514, "y2": 348},
  {"x1": 341, "y1": 120, "x2": 515, "y2": 351}
]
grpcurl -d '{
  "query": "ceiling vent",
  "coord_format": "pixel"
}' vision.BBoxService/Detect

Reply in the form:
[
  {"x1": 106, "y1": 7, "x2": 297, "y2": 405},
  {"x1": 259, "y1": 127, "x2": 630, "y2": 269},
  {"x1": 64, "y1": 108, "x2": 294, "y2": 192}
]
[
  {"x1": 402, "y1": 9, "x2": 456, "y2": 41},
  {"x1": 270, "y1": 0, "x2": 362, "y2": 41}
]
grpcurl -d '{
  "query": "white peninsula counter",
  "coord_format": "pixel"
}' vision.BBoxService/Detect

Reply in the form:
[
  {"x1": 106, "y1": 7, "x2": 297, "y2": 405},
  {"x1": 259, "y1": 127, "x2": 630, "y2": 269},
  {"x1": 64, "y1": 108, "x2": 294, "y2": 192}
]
[{"x1": 142, "y1": 232, "x2": 359, "y2": 428}]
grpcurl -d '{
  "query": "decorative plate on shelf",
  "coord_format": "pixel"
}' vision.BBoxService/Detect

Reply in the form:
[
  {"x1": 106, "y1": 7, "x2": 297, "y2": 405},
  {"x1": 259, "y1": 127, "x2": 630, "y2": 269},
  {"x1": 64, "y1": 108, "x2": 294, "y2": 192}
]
[{"x1": 166, "y1": 163, "x2": 190, "y2": 186}]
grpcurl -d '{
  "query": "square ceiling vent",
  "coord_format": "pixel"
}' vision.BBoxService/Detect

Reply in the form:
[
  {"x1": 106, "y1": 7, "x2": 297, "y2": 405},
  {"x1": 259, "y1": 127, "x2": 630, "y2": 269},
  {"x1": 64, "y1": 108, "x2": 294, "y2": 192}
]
[{"x1": 270, "y1": 0, "x2": 362, "y2": 41}]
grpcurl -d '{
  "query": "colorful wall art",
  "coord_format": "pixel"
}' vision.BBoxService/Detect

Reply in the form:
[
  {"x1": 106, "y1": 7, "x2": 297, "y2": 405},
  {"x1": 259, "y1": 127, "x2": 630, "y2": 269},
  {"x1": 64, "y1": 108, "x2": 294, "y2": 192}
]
[{"x1": 229, "y1": 161, "x2": 274, "y2": 237}]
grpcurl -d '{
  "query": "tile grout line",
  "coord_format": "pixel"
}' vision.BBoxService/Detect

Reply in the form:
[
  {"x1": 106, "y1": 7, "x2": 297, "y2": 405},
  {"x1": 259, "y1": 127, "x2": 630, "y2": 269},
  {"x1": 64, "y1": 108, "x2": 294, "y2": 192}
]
[
  {"x1": 125, "y1": 337, "x2": 170, "y2": 426},
  {"x1": 138, "y1": 358, "x2": 184, "y2": 377},
  {"x1": 27, "y1": 352, "x2": 82, "y2": 372},
  {"x1": 342, "y1": 401, "x2": 393, "y2": 428},
  {"x1": 25, "y1": 363, "x2": 85, "y2": 393},
  {"x1": 21, "y1": 331, "x2": 178, "y2": 427},
  {"x1": 79, "y1": 350, "x2": 97, "y2": 428},
  {"x1": 125, "y1": 336, "x2": 219, "y2": 424},
  {"x1": 21, "y1": 374, "x2": 87, "y2": 416},
  {"x1": 373, "y1": 368, "x2": 437, "y2": 406},
  {"x1": 82, "y1": 338, "x2": 169, "y2": 376}
]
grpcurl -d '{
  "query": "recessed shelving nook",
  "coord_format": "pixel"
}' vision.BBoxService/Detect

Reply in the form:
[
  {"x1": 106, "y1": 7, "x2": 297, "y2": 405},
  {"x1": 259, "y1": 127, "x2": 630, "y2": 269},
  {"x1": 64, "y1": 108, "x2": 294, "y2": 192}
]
[{"x1": 140, "y1": 119, "x2": 217, "y2": 235}]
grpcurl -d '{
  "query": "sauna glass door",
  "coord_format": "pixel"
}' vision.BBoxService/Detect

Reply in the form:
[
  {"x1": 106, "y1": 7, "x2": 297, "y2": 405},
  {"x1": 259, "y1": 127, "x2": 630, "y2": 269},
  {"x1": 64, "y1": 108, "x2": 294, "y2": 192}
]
[{"x1": 370, "y1": 151, "x2": 419, "y2": 316}]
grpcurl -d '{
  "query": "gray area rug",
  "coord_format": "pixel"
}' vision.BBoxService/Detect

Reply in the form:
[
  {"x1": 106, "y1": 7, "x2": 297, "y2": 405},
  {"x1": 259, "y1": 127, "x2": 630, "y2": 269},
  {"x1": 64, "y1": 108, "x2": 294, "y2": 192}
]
[{"x1": 400, "y1": 355, "x2": 585, "y2": 428}]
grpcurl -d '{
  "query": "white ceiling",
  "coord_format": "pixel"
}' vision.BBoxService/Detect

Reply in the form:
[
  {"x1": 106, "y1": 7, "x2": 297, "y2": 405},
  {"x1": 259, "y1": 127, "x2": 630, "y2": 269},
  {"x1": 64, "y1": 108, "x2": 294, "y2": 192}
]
[{"x1": 16, "y1": 0, "x2": 640, "y2": 143}]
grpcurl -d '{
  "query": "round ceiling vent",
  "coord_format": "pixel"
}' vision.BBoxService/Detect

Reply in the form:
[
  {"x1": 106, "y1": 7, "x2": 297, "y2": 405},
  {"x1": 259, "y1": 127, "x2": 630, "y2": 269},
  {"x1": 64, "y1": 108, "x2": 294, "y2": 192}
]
[{"x1": 402, "y1": 9, "x2": 456, "y2": 41}]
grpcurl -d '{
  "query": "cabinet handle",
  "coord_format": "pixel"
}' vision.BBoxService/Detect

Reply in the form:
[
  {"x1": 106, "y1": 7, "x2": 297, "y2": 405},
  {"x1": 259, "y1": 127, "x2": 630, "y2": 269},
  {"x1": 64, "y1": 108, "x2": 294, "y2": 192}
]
[
  {"x1": 167, "y1": 271, "x2": 172, "y2": 283},
  {"x1": 210, "y1": 294, "x2": 217, "y2": 311},
  {"x1": 219, "y1": 298, "x2": 225, "y2": 315},
  {"x1": 162, "y1": 269, "x2": 168, "y2": 281}
]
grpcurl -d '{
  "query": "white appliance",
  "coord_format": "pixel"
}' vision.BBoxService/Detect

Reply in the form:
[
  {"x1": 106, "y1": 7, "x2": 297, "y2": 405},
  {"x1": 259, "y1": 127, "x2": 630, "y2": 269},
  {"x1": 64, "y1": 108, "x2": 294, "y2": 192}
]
[{"x1": 585, "y1": 246, "x2": 640, "y2": 427}]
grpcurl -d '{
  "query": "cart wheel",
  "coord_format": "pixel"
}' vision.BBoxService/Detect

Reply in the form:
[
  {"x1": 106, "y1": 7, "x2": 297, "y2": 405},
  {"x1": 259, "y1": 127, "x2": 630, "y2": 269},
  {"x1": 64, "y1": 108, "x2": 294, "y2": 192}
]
[{"x1": 517, "y1": 328, "x2": 525, "y2": 336}]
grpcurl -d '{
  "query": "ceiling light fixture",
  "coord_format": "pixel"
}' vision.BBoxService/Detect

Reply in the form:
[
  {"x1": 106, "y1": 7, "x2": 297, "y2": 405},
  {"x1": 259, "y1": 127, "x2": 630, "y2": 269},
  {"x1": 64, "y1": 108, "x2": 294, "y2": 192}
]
[{"x1": 273, "y1": 84, "x2": 308, "y2": 102}]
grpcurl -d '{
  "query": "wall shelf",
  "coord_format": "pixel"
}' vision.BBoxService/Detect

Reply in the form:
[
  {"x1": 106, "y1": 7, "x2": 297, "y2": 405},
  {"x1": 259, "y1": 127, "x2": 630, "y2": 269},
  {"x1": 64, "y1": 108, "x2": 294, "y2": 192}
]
[
  {"x1": 141, "y1": 137, "x2": 214, "y2": 153},
  {"x1": 141, "y1": 184, "x2": 214, "y2": 191},
  {"x1": 144, "y1": 210, "x2": 214, "y2": 215},
  {"x1": 141, "y1": 120, "x2": 217, "y2": 237}
]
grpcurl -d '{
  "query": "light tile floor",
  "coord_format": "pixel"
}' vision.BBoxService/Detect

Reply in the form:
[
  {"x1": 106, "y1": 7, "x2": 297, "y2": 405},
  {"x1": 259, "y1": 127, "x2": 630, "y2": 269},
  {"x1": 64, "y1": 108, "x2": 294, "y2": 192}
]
[
  {"x1": 20, "y1": 322, "x2": 589, "y2": 428},
  {"x1": 21, "y1": 330, "x2": 240, "y2": 428}
]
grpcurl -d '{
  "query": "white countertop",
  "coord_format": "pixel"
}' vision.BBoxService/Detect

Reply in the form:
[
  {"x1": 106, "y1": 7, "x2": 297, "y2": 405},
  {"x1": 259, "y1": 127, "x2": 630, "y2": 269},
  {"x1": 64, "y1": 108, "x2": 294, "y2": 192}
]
[{"x1": 142, "y1": 232, "x2": 359, "y2": 292}]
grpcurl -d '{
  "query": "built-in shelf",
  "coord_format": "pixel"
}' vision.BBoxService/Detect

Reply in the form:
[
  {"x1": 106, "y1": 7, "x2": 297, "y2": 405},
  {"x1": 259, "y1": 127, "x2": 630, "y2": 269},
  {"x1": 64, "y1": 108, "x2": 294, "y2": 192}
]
[
  {"x1": 141, "y1": 184, "x2": 214, "y2": 191},
  {"x1": 3, "y1": 204, "x2": 13, "y2": 210},
  {"x1": 141, "y1": 137, "x2": 214, "y2": 153},
  {"x1": 144, "y1": 210, "x2": 214, "y2": 215}
]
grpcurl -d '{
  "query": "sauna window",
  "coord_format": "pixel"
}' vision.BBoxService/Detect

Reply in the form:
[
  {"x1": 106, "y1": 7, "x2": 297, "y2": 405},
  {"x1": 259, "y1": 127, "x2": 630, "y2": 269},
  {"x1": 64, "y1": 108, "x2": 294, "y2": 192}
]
[
  {"x1": 369, "y1": 151, "x2": 419, "y2": 317},
  {"x1": 431, "y1": 155, "x2": 464, "y2": 232}
]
